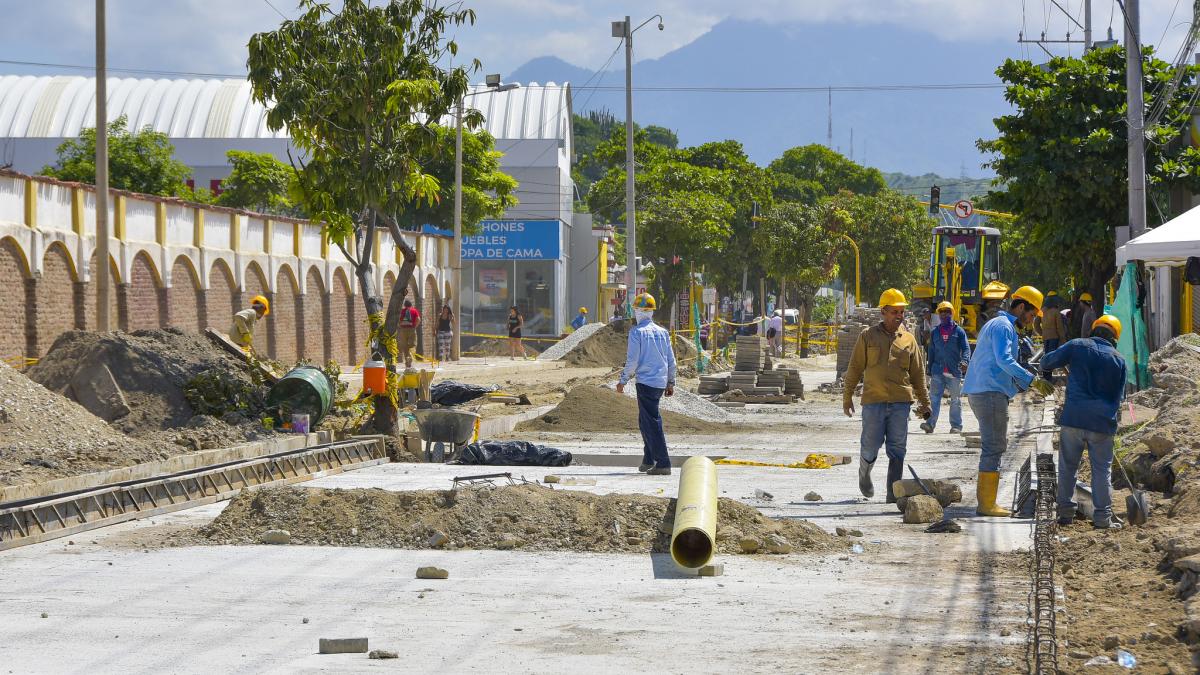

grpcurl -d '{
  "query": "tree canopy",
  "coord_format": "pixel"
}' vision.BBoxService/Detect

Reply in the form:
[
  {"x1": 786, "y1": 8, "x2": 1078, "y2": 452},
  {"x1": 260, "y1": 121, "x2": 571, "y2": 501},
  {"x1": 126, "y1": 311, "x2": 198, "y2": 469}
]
[
  {"x1": 977, "y1": 45, "x2": 1200, "y2": 296},
  {"x1": 768, "y1": 144, "x2": 887, "y2": 203},
  {"x1": 825, "y1": 189, "x2": 935, "y2": 303},
  {"x1": 214, "y1": 150, "x2": 297, "y2": 216},
  {"x1": 43, "y1": 115, "x2": 191, "y2": 196}
]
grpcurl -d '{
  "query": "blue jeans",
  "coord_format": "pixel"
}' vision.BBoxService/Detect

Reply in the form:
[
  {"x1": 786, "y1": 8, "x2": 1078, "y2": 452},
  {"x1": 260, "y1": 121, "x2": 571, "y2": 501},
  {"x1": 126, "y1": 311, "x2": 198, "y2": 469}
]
[
  {"x1": 636, "y1": 383, "x2": 670, "y2": 468},
  {"x1": 860, "y1": 402, "x2": 911, "y2": 464},
  {"x1": 1057, "y1": 425, "x2": 1115, "y2": 524},
  {"x1": 928, "y1": 372, "x2": 963, "y2": 430},
  {"x1": 968, "y1": 392, "x2": 1010, "y2": 472}
]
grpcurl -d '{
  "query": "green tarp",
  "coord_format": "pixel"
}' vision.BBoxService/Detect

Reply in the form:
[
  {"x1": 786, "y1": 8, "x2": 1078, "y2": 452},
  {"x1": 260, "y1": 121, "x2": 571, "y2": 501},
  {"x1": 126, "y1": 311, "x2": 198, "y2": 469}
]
[{"x1": 1108, "y1": 262, "x2": 1152, "y2": 389}]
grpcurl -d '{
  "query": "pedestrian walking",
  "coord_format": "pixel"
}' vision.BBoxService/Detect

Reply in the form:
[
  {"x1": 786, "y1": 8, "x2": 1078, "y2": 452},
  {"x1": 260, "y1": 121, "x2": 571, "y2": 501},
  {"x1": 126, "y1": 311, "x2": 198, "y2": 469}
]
[
  {"x1": 962, "y1": 285, "x2": 1047, "y2": 517},
  {"x1": 767, "y1": 312, "x2": 784, "y2": 356},
  {"x1": 436, "y1": 305, "x2": 454, "y2": 362},
  {"x1": 921, "y1": 301, "x2": 970, "y2": 434},
  {"x1": 616, "y1": 293, "x2": 677, "y2": 476},
  {"x1": 843, "y1": 289, "x2": 932, "y2": 502},
  {"x1": 397, "y1": 299, "x2": 421, "y2": 367},
  {"x1": 1041, "y1": 315, "x2": 1127, "y2": 529},
  {"x1": 507, "y1": 306, "x2": 526, "y2": 359}
]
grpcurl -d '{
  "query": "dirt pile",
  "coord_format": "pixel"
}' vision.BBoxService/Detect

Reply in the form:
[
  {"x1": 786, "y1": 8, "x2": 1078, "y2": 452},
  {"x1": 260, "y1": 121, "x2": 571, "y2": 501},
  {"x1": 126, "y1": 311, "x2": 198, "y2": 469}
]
[
  {"x1": 26, "y1": 329, "x2": 273, "y2": 448},
  {"x1": 0, "y1": 362, "x2": 164, "y2": 486},
  {"x1": 549, "y1": 322, "x2": 699, "y2": 370},
  {"x1": 192, "y1": 483, "x2": 841, "y2": 555},
  {"x1": 1118, "y1": 336, "x2": 1200, "y2": 496},
  {"x1": 516, "y1": 384, "x2": 733, "y2": 434},
  {"x1": 1053, "y1": 523, "x2": 1195, "y2": 671}
]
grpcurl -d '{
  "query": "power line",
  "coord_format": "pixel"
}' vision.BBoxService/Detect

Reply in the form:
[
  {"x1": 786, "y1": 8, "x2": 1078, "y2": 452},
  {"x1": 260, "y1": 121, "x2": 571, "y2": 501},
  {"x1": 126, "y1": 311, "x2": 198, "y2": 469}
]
[{"x1": 572, "y1": 83, "x2": 1004, "y2": 93}]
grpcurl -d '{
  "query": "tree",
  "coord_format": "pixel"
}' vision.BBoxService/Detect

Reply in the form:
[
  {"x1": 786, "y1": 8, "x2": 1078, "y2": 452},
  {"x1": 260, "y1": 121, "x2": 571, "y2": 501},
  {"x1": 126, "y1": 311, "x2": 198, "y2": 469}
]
[
  {"x1": 42, "y1": 115, "x2": 191, "y2": 196},
  {"x1": 393, "y1": 123, "x2": 516, "y2": 233},
  {"x1": 753, "y1": 201, "x2": 848, "y2": 356},
  {"x1": 825, "y1": 189, "x2": 934, "y2": 303},
  {"x1": 977, "y1": 45, "x2": 1200, "y2": 299},
  {"x1": 214, "y1": 150, "x2": 297, "y2": 216},
  {"x1": 248, "y1": 0, "x2": 478, "y2": 433},
  {"x1": 768, "y1": 145, "x2": 887, "y2": 203}
]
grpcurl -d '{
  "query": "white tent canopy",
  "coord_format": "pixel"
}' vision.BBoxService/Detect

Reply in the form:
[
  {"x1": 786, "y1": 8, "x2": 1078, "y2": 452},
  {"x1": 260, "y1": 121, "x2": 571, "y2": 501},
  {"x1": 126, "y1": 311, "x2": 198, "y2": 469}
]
[{"x1": 1116, "y1": 203, "x2": 1200, "y2": 265}]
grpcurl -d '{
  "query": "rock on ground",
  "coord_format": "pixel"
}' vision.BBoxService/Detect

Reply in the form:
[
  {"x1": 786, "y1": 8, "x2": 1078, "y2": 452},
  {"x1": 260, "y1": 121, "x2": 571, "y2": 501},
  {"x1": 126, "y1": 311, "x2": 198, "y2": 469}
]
[
  {"x1": 902, "y1": 495, "x2": 944, "y2": 524},
  {"x1": 416, "y1": 566, "x2": 449, "y2": 580},
  {"x1": 892, "y1": 479, "x2": 963, "y2": 509}
]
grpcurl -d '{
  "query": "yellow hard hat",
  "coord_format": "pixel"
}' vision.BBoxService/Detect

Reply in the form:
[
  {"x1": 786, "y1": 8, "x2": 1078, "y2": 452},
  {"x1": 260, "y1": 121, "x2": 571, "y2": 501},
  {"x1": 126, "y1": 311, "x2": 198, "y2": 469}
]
[
  {"x1": 1079, "y1": 292, "x2": 1094, "y2": 303},
  {"x1": 1092, "y1": 314, "x2": 1122, "y2": 341},
  {"x1": 633, "y1": 292, "x2": 656, "y2": 310},
  {"x1": 878, "y1": 288, "x2": 908, "y2": 308},
  {"x1": 579, "y1": 306, "x2": 588, "y2": 314},
  {"x1": 936, "y1": 301, "x2": 955, "y2": 312},
  {"x1": 982, "y1": 281, "x2": 1009, "y2": 300},
  {"x1": 250, "y1": 294, "x2": 270, "y2": 316},
  {"x1": 1011, "y1": 285, "x2": 1044, "y2": 316}
]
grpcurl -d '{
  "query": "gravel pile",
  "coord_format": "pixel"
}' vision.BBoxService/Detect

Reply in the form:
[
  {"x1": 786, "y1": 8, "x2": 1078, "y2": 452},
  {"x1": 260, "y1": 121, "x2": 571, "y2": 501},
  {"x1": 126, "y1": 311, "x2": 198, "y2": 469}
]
[
  {"x1": 536, "y1": 322, "x2": 605, "y2": 361},
  {"x1": 190, "y1": 484, "x2": 842, "y2": 555}
]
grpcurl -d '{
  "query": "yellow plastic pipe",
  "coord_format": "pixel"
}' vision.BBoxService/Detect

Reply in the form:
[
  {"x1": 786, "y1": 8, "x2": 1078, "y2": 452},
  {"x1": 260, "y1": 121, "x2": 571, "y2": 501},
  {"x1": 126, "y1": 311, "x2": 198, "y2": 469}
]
[{"x1": 670, "y1": 456, "x2": 718, "y2": 568}]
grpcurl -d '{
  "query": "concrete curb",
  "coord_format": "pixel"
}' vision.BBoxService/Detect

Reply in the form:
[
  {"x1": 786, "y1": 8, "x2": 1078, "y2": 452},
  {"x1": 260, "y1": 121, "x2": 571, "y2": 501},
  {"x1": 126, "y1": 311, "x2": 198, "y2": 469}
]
[{"x1": 477, "y1": 405, "x2": 556, "y2": 438}]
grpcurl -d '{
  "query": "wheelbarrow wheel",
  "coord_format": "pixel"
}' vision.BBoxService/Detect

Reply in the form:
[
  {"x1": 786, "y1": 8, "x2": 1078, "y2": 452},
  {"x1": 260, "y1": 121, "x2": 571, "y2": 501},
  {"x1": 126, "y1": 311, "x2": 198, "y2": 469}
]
[{"x1": 431, "y1": 441, "x2": 446, "y2": 463}]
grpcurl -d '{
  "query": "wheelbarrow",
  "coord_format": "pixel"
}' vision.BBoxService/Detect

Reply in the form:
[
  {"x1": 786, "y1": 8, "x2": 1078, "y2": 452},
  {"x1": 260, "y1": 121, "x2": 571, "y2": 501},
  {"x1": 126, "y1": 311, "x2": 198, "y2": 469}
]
[{"x1": 412, "y1": 409, "x2": 480, "y2": 463}]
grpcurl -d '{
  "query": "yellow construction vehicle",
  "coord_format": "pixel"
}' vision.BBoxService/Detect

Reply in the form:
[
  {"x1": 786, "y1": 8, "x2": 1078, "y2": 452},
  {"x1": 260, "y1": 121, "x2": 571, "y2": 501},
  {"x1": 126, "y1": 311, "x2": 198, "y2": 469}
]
[{"x1": 911, "y1": 224, "x2": 1005, "y2": 339}]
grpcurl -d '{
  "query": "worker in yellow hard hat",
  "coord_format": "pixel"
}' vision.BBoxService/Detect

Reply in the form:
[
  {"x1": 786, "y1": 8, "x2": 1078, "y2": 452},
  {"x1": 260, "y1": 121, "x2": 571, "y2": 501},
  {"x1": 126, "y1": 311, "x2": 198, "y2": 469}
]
[
  {"x1": 616, "y1": 292, "x2": 677, "y2": 475},
  {"x1": 921, "y1": 300, "x2": 970, "y2": 435},
  {"x1": 1040, "y1": 315, "x2": 1126, "y2": 529},
  {"x1": 843, "y1": 289, "x2": 932, "y2": 502},
  {"x1": 231, "y1": 295, "x2": 269, "y2": 351},
  {"x1": 963, "y1": 285, "x2": 1043, "y2": 517},
  {"x1": 571, "y1": 306, "x2": 589, "y2": 331},
  {"x1": 1076, "y1": 291, "x2": 1097, "y2": 339}
]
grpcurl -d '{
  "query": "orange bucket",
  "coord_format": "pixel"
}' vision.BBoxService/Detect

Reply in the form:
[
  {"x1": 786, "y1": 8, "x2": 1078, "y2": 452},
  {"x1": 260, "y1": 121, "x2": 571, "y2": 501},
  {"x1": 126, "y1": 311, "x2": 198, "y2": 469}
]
[{"x1": 363, "y1": 358, "x2": 387, "y2": 395}]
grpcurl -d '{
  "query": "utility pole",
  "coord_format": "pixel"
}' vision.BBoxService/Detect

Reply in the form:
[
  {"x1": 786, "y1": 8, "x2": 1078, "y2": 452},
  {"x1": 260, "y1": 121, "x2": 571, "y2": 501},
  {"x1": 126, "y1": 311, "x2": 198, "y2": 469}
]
[
  {"x1": 1125, "y1": 0, "x2": 1148, "y2": 240},
  {"x1": 623, "y1": 16, "x2": 636, "y2": 304},
  {"x1": 826, "y1": 87, "x2": 833, "y2": 149},
  {"x1": 95, "y1": 0, "x2": 110, "y2": 332},
  {"x1": 1084, "y1": 0, "x2": 1093, "y2": 50}
]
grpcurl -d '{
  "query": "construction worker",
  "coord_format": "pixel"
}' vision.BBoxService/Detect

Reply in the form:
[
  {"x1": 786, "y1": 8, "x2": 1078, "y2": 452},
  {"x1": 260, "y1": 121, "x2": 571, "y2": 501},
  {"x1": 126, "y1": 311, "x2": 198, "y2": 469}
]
[
  {"x1": 1078, "y1": 292, "x2": 1097, "y2": 338},
  {"x1": 1036, "y1": 291, "x2": 1066, "y2": 356},
  {"x1": 1041, "y1": 315, "x2": 1127, "y2": 529},
  {"x1": 962, "y1": 285, "x2": 1050, "y2": 517},
  {"x1": 616, "y1": 293, "x2": 677, "y2": 476},
  {"x1": 922, "y1": 301, "x2": 970, "y2": 434},
  {"x1": 231, "y1": 295, "x2": 269, "y2": 351},
  {"x1": 398, "y1": 299, "x2": 421, "y2": 367},
  {"x1": 571, "y1": 306, "x2": 588, "y2": 330},
  {"x1": 843, "y1": 289, "x2": 932, "y2": 502}
]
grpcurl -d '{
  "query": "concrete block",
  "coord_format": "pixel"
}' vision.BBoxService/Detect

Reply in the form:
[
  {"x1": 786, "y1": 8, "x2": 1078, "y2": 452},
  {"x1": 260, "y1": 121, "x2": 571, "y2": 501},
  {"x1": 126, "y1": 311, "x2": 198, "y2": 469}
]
[
  {"x1": 319, "y1": 638, "x2": 368, "y2": 654},
  {"x1": 260, "y1": 529, "x2": 291, "y2": 545},
  {"x1": 543, "y1": 475, "x2": 560, "y2": 484},
  {"x1": 698, "y1": 563, "x2": 724, "y2": 576},
  {"x1": 903, "y1": 495, "x2": 944, "y2": 524},
  {"x1": 369, "y1": 650, "x2": 398, "y2": 659},
  {"x1": 416, "y1": 566, "x2": 448, "y2": 579},
  {"x1": 427, "y1": 531, "x2": 449, "y2": 548},
  {"x1": 68, "y1": 363, "x2": 130, "y2": 422}
]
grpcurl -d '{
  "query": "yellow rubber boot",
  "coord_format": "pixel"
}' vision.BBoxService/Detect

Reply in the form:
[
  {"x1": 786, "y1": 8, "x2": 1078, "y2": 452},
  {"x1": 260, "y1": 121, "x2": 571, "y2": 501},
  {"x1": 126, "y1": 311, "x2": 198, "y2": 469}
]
[{"x1": 976, "y1": 471, "x2": 1012, "y2": 517}]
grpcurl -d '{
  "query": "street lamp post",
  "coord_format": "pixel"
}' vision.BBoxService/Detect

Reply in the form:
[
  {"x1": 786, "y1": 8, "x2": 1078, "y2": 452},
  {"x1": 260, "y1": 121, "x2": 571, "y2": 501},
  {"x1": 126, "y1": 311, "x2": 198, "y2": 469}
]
[
  {"x1": 612, "y1": 14, "x2": 663, "y2": 311},
  {"x1": 454, "y1": 76, "x2": 519, "y2": 361}
]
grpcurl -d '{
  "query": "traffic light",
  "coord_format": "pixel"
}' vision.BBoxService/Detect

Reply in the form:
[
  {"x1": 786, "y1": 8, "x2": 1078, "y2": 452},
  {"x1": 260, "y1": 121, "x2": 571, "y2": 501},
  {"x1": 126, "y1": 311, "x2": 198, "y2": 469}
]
[{"x1": 929, "y1": 186, "x2": 940, "y2": 215}]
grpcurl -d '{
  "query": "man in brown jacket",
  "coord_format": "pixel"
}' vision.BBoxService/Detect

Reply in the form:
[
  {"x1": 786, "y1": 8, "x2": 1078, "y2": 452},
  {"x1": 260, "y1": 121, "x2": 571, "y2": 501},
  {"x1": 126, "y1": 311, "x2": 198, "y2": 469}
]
[{"x1": 843, "y1": 289, "x2": 933, "y2": 502}]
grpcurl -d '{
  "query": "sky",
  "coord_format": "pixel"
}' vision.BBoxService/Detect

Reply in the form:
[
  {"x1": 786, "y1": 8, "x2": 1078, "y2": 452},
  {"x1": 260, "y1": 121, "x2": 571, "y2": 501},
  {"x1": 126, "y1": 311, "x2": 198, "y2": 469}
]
[{"x1": 3, "y1": 1, "x2": 1193, "y2": 80}]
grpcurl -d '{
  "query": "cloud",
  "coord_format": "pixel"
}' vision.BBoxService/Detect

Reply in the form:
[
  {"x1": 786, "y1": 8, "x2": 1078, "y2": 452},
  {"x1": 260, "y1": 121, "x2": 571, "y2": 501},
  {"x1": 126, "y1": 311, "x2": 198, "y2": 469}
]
[{"x1": 0, "y1": 0, "x2": 1193, "y2": 80}]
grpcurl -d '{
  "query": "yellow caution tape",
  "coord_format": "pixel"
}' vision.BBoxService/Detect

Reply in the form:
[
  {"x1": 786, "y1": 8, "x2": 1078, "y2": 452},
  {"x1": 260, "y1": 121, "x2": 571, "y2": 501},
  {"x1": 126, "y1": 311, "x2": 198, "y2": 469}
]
[
  {"x1": 461, "y1": 331, "x2": 562, "y2": 343},
  {"x1": 715, "y1": 454, "x2": 834, "y2": 470}
]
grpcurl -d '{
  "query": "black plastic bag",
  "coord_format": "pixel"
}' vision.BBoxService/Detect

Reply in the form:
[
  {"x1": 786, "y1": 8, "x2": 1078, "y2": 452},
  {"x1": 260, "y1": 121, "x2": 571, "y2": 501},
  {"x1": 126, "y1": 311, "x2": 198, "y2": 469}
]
[
  {"x1": 454, "y1": 440, "x2": 573, "y2": 466},
  {"x1": 430, "y1": 380, "x2": 497, "y2": 406}
]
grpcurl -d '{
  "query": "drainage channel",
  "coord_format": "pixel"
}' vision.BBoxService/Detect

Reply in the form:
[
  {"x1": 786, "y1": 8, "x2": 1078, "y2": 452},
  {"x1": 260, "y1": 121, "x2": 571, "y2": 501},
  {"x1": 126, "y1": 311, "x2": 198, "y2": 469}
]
[{"x1": 0, "y1": 436, "x2": 387, "y2": 551}]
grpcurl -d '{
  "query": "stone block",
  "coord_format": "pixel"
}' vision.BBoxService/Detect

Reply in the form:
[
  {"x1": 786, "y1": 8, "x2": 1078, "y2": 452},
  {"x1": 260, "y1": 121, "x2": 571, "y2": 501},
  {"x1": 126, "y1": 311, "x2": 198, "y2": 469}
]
[
  {"x1": 903, "y1": 495, "x2": 944, "y2": 524},
  {"x1": 892, "y1": 478, "x2": 963, "y2": 507},
  {"x1": 698, "y1": 563, "x2": 724, "y2": 577},
  {"x1": 416, "y1": 566, "x2": 449, "y2": 579},
  {"x1": 319, "y1": 638, "x2": 368, "y2": 654},
  {"x1": 260, "y1": 529, "x2": 291, "y2": 545}
]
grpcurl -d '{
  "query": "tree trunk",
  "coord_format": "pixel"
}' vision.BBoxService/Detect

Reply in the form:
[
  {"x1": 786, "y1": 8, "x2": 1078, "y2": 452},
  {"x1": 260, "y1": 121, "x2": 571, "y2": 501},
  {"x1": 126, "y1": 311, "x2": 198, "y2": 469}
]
[{"x1": 798, "y1": 296, "x2": 812, "y2": 358}]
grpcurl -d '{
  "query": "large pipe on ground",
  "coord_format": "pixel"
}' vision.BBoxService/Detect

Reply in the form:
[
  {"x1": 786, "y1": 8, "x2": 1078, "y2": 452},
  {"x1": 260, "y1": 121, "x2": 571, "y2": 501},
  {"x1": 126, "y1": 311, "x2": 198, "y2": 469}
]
[{"x1": 670, "y1": 455, "x2": 718, "y2": 568}]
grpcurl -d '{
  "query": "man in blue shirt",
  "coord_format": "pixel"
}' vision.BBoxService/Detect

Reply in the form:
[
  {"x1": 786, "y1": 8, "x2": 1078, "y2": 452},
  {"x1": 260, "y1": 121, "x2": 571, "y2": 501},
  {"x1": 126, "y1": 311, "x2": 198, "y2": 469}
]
[
  {"x1": 1040, "y1": 315, "x2": 1127, "y2": 529},
  {"x1": 571, "y1": 306, "x2": 588, "y2": 330},
  {"x1": 922, "y1": 301, "x2": 971, "y2": 435},
  {"x1": 963, "y1": 285, "x2": 1044, "y2": 517},
  {"x1": 616, "y1": 293, "x2": 677, "y2": 475}
]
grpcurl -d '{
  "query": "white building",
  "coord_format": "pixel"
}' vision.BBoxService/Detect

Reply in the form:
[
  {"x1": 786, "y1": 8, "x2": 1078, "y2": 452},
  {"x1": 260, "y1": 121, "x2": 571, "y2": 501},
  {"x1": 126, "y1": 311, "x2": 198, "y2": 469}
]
[{"x1": 0, "y1": 75, "x2": 590, "y2": 337}]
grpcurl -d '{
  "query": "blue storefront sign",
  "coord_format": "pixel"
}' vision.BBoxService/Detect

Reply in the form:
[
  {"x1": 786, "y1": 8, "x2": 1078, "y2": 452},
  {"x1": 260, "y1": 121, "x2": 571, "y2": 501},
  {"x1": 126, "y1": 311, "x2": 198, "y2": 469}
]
[{"x1": 462, "y1": 220, "x2": 560, "y2": 260}]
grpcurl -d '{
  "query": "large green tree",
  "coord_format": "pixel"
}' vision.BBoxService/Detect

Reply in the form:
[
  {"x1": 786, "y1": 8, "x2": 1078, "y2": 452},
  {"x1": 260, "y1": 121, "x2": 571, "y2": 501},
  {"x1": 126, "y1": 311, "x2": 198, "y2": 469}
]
[
  {"x1": 248, "y1": 0, "x2": 479, "y2": 432},
  {"x1": 978, "y1": 45, "x2": 1200, "y2": 298},
  {"x1": 825, "y1": 189, "x2": 935, "y2": 304},
  {"x1": 43, "y1": 115, "x2": 191, "y2": 196},
  {"x1": 754, "y1": 201, "x2": 848, "y2": 355},
  {"x1": 768, "y1": 145, "x2": 887, "y2": 204},
  {"x1": 214, "y1": 150, "x2": 297, "y2": 216}
]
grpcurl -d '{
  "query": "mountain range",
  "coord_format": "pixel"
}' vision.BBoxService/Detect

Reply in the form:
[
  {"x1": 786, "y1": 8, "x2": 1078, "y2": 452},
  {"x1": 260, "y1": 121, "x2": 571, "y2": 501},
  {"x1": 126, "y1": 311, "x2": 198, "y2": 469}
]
[{"x1": 508, "y1": 19, "x2": 1022, "y2": 177}]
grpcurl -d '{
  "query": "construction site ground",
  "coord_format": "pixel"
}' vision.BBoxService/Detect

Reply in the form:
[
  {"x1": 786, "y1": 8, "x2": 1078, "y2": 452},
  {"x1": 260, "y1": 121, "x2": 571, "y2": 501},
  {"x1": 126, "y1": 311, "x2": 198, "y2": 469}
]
[{"x1": 0, "y1": 358, "x2": 1038, "y2": 674}]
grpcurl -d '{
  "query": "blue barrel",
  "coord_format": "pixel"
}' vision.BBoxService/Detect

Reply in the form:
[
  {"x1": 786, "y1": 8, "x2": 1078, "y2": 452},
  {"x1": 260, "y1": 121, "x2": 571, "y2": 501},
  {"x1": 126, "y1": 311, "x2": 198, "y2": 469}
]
[{"x1": 266, "y1": 366, "x2": 334, "y2": 425}]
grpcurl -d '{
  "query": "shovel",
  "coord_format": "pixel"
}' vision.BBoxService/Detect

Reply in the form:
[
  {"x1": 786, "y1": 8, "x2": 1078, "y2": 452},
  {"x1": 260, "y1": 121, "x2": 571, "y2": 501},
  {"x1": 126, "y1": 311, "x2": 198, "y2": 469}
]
[{"x1": 1113, "y1": 452, "x2": 1149, "y2": 526}]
